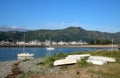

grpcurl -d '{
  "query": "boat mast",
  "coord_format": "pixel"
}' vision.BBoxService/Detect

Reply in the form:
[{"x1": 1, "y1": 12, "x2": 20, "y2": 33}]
[
  {"x1": 23, "y1": 34, "x2": 25, "y2": 52},
  {"x1": 111, "y1": 38, "x2": 113, "y2": 51},
  {"x1": 49, "y1": 37, "x2": 52, "y2": 47}
]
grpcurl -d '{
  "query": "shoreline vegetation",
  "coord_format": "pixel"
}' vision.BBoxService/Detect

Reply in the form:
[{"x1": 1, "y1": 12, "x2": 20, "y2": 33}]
[
  {"x1": 0, "y1": 44, "x2": 119, "y2": 48},
  {"x1": 0, "y1": 50, "x2": 120, "y2": 78}
]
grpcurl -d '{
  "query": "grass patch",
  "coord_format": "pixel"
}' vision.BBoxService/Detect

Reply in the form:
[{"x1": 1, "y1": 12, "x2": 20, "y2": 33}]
[
  {"x1": 37, "y1": 50, "x2": 120, "y2": 67},
  {"x1": 22, "y1": 59, "x2": 30, "y2": 62},
  {"x1": 24, "y1": 50, "x2": 120, "y2": 78},
  {"x1": 36, "y1": 61, "x2": 46, "y2": 66},
  {"x1": 77, "y1": 57, "x2": 92, "y2": 67},
  {"x1": 37, "y1": 52, "x2": 67, "y2": 67}
]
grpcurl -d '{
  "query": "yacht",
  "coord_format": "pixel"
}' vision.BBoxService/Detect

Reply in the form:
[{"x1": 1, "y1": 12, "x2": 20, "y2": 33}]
[
  {"x1": 18, "y1": 52, "x2": 34, "y2": 57},
  {"x1": 17, "y1": 34, "x2": 34, "y2": 57},
  {"x1": 46, "y1": 47, "x2": 55, "y2": 50},
  {"x1": 46, "y1": 39, "x2": 55, "y2": 50}
]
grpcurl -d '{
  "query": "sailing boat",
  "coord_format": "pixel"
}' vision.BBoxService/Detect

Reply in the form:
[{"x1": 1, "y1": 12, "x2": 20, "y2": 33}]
[
  {"x1": 46, "y1": 39, "x2": 55, "y2": 50},
  {"x1": 18, "y1": 52, "x2": 34, "y2": 57},
  {"x1": 17, "y1": 34, "x2": 34, "y2": 57}
]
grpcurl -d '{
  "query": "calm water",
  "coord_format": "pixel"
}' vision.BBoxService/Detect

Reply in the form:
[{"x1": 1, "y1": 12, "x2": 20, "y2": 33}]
[{"x1": 0, "y1": 47, "x2": 118, "y2": 62}]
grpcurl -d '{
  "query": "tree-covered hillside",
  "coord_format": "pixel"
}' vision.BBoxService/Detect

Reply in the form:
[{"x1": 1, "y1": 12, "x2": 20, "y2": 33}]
[{"x1": 0, "y1": 27, "x2": 120, "y2": 44}]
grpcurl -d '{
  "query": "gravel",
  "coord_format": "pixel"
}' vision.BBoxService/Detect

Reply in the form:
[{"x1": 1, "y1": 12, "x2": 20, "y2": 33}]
[
  {"x1": 19, "y1": 58, "x2": 46, "y2": 73},
  {"x1": 0, "y1": 60, "x2": 20, "y2": 78},
  {"x1": 0, "y1": 57, "x2": 61, "y2": 78}
]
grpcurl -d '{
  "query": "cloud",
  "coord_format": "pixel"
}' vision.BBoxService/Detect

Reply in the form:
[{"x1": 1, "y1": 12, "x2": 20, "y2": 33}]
[
  {"x1": 0, "y1": 25, "x2": 27, "y2": 32},
  {"x1": 11, "y1": 26, "x2": 18, "y2": 29}
]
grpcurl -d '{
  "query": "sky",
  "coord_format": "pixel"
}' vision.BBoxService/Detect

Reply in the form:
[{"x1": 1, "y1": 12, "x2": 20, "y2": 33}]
[{"x1": 0, "y1": 0, "x2": 120, "y2": 33}]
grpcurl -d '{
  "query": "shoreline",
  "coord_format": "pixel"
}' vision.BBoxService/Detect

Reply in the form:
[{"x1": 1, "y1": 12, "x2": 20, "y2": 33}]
[
  {"x1": 0, "y1": 44, "x2": 119, "y2": 48},
  {"x1": 0, "y1": 50, "x2": 120, "y2": 78},
  {"x1": 56, "y1": 45, "x2": 119, "y2": 48}
]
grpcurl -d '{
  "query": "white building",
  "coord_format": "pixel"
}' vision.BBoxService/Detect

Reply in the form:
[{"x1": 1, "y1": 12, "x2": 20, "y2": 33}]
[
  {"x1": 45, "y1": 40, "x2": 50, "y2": 46},
  {"x1": 27, "y1": 40, "x2": 41, "y2": 45},
  {"x1": 69, "y1": 41, "x2": 79, "y2": 45},
  {"x1": 16, "y1": 41, "x2": 25, "y2": 45},
  {"x1": 58, "y1": 41, "x2": 65, "y2": 46},
  {"x1": 52, "y1": 41, "x2": 57, "y2": 46}
]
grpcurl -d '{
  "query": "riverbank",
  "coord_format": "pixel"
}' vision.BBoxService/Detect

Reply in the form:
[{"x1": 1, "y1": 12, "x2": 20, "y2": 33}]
[{"x1": 0, "y1": 50, "x2": 120, "y2": 78}]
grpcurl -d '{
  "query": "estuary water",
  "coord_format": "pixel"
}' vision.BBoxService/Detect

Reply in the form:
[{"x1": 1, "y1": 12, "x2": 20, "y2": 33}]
[{"x1": 0, "y1": 47, "x2": 117, "y2": 62}]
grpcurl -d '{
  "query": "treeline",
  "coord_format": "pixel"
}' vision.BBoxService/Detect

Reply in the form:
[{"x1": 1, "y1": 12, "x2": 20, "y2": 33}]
[
  {"x1": 0, "y1": 31, "x2": 23, "y2": 42},
  {"x1": 90, "y1": 40, "x2": 113, "y2": 44}
]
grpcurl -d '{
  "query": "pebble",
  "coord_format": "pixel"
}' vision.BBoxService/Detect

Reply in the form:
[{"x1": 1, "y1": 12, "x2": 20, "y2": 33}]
[
  {"x1": 0, "y1": 60, "x2": 20, "y2": 78},
  {"x1": 0, "y1": 57, "x2": 61, "y2": 78}
]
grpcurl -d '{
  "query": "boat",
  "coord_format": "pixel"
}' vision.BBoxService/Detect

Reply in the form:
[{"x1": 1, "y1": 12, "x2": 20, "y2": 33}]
[
  {"x1": 46, "y1": 39, "x2": 55, "y2": 50},
  {"x1": 17, "y1": 34, "x2": 34, "y2": 57},
  {"x1": 46, "y1": 47, "x2": 55, "y2": 50},
  {"x1": 18, "y1": 52, "x2": 34, "y2": 57},
  {"x1": 17, "y1": 56, "x2": 34, "y2": 60}
]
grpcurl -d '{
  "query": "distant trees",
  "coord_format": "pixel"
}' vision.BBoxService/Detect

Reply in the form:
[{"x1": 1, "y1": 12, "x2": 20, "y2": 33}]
[
  {"x1": 0, "y1": 31, "x2": 23, "y2": 42},
  {"x1": 90, "y1": 39, "x2": 112, "y2": 45}
]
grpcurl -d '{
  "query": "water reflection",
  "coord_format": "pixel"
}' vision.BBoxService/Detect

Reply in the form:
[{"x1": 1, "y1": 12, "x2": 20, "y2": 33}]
[{"x1": 17, "y1": 56, "x2": 34, "y2": 60}]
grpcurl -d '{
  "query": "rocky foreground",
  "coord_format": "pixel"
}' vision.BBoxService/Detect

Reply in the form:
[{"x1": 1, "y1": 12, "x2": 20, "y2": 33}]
[
  {"x1": 0, "y1": 60, "x2": 20, "y2": 78},
  {"x1": 1, "y1": 50, "x2": 120, "y2": 78},
  {"x1": 0, "y1": 58, "x2": 61, "y2": 78},
  {"x1": 1, "y1": 59, "x2": 120, "y2": 78}
]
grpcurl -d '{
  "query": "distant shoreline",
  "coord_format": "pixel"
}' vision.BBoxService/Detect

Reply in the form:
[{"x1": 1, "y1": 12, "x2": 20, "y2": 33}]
[
  {"x1": 56, "y1": 45, "x2": 119, "y2": 48},
  {"x1": 0, "y1": 44, "x2": 119, "y2": 48}
]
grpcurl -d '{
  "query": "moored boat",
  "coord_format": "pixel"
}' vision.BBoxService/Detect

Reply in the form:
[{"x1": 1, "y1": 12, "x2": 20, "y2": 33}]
[
  {"x1": 17, "y1": 34, "x2": 34, "y2": 57},
  {"x1": 46, "y1": 47, "x2": 55, "y2": 50},
  {"x1": 18, "y1": 52, "x2": 34, "y2": 57},
  {"x1": 46, "y1": 39, "x2": 55, "y2": 50}
]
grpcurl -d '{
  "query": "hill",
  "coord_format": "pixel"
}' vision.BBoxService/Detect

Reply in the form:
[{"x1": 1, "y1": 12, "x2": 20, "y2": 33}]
[{"x1": 0, "y1": 26, "x2": 120, "y2": 43}]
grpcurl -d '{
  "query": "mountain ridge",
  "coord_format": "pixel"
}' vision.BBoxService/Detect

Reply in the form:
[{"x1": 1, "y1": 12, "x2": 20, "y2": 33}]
[{"x1": 0, "y1": 26, "x2": 120, "y2": 43}]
